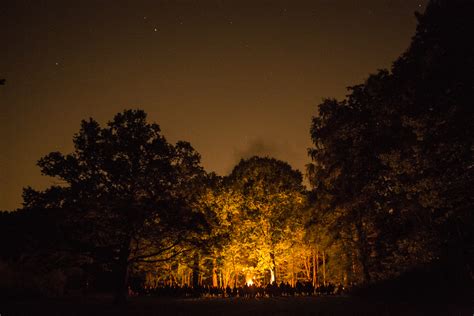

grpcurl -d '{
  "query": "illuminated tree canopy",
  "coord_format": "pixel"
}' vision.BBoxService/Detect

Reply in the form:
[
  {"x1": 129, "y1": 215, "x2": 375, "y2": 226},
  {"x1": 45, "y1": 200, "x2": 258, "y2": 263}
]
[{"x1": 223, "y1": 157, "x2": 307, "y2": 285}]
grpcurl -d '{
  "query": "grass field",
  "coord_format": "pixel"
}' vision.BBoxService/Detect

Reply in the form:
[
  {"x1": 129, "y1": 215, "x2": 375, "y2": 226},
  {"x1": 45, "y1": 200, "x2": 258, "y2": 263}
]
[{"x1": 2, "y1": 295, "x2": 472, "y2": 316}]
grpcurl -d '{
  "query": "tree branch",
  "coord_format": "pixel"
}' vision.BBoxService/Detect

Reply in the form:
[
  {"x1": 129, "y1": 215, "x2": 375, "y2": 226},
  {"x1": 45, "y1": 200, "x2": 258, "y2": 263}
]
[
  {"x1": 128, "y1": 238, "x2": 182, "y2": 263},
  {"x1": 134, "y1": 248, "x2": 191, "y2": 263}
]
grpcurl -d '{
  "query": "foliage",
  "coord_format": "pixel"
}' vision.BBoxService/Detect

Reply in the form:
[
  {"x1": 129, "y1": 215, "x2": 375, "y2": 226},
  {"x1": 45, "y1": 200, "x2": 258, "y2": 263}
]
[
  {"x1": 306, "y1": 0, "x2": 474, "y2": 286},
  {"x1": 22, "y1": 109, "x2": 210, "y2": 302},
  {"x1": 223, "y1": 157, "x2": 307, "y2": 284},
  {"x1": 3, "y1": 0, "x2": 473, "y2": 300}
]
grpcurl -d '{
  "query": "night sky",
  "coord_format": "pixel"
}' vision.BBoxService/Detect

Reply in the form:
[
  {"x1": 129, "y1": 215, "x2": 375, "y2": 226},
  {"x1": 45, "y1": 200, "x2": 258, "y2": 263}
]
[{"x1": 1, "y1": 1, "x2": 426, "y2": 210}]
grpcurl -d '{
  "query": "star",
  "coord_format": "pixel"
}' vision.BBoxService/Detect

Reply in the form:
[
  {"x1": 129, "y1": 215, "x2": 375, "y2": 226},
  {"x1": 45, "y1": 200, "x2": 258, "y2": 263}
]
[{"x1": 154, "y1": 28, "x2": 158, "y2": 32}]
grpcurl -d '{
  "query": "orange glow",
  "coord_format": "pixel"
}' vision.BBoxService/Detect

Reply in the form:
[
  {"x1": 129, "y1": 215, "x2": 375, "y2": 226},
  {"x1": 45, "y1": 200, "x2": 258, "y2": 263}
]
[{"x1": 245, "y1": 272, "x2": 254, "y2": 286}]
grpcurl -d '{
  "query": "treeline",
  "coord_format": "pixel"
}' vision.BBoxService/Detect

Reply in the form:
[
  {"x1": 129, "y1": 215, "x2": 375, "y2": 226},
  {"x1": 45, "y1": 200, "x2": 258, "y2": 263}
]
[
  {"x1": 0, "y1": 112, "x2": 312, "y2": 303},
  {"x1": 0, "y1": 0, "x2": 472, "y2": 304},
  {"x1": 305, "y1": 0, "x2": 473, "y2": 294}
]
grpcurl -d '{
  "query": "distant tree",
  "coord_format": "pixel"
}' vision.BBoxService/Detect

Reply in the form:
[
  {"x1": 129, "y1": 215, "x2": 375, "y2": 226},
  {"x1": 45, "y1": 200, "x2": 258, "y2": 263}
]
[{"x1": 23, "y1": 109, "x2": 210, "y2": 303}]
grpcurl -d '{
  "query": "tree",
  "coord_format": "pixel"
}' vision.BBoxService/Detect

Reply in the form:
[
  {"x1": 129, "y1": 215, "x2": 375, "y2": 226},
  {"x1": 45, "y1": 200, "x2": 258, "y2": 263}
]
[
  {"x1": 306, "y1": 0, "x2": 474, "y2": 287},
  {"x1": 380, "y1": 0, "x2": 474, "y2": 281},
  {"x1": 23, "y1": 109, "x2": 210, "y2": 303},
  {"x1": 226, "y1": 156, "x2": 306, "y2": 284}
]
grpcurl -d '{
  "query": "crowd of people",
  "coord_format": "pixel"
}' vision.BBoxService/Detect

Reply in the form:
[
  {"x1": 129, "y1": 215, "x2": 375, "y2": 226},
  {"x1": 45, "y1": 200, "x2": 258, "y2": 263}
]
[{"x1": 132, "y1": 281, "x2": 343, "y2": 298}]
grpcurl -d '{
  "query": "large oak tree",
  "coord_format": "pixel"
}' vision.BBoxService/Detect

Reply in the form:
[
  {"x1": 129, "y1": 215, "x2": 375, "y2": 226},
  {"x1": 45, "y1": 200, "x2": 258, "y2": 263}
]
[{"x1": 23, "y1": 109, "x2": 209, "y2": 303}]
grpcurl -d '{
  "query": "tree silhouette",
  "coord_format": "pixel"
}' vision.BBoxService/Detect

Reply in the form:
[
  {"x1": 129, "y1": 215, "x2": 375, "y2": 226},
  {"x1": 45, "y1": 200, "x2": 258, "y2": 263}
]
[
  {"x1": 23, "y1": 109, "x2": 210, "y2": 303},
  {"x1": 307, "y1": 0, "x2": 474, "y2": 287}
]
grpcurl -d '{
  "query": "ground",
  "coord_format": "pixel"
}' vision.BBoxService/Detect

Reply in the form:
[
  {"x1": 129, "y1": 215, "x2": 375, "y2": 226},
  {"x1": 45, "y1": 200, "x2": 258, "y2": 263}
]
[{"x1": 2, "y1": 295, "x2": 471, "y2": 315}]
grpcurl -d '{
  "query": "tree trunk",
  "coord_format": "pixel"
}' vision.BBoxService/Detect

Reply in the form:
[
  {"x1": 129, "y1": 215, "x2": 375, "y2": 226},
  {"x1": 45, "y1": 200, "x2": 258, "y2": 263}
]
[
  {"x1": 322, "y1": 251, "x2": 326, "y2": 286},
  {"x1": 312, "y1": 248, "x2": 318, "y2": 288},
  {"x1": 360, "y1": 250, "x2": 371, "y2": 284},
  {"x1": 291, "y1": 255, "x2": 295, "y2": 287},
  {"x1": 232, "y1": 256, "x2": 238, "y2": 288},
  {"x1": 169, "y1": 263, "x2": 174, "y2": 286},
  {"x1": 192, "y1": 252, "x2": 200, "y2": 289},
  {"x1": 270, "y1": 251, "x2": 277, "y2": 284},
  {"x1": 212, "y1": 258, "x2": 218, "y2": 287},
  {"x1": 303, "y1": 253, "x2": 311, "y2": 280},
  {"x1": 351, "y1": 250, "x2": 357, "y2": 281},
  {"x1": 355, "y1": 219, "x2": 371, "y2": 284},
  {"x1": 114, "y1": 245, "x2": 131, "y2": 304},
  {"x1": 181, "y1": 266, "x2": 185, "y2": 287}
]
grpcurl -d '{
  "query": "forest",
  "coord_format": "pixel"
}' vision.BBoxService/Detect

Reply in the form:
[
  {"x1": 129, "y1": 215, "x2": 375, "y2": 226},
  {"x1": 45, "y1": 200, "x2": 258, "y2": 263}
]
[{"x1": 0, "y1": 0, "x2": 472, "y2": 306}]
